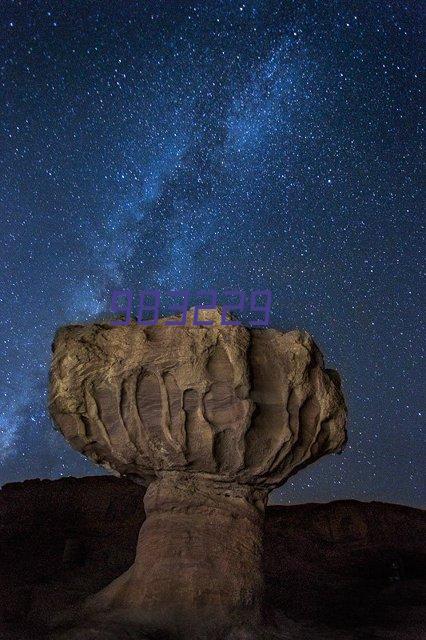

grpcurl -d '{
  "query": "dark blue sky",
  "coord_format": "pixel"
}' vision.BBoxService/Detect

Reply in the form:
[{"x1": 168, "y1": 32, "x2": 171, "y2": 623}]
[{"x1": 0, "y1": 1, "x2": 424, "y2": 506}]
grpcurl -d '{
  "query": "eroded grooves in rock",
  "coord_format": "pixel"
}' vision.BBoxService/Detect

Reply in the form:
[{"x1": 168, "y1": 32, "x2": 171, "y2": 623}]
[{"x1": 48, "y1": 307, "x2": 347, "y2": 638}]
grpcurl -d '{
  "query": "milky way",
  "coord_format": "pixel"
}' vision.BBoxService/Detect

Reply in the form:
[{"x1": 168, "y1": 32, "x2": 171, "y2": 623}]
[{"x1": 0, "y1": 1, "x2": 424, "y2": 505}]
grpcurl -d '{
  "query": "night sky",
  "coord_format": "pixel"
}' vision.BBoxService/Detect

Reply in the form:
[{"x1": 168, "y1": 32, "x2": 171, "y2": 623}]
[{"x1": 1, "y1": 1, "x2": 424, "y2": 506}]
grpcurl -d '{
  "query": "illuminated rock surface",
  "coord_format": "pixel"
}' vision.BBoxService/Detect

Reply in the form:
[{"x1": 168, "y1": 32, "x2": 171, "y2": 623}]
[
  {"x1": 1, "y1": 478, "x2": 425, "y2": 640},
  {"x1": 48, "y1": 309, "x2": 347, "y2": 638}
]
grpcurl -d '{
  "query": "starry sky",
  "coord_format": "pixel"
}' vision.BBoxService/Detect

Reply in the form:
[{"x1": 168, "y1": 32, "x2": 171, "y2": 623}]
[{"x1": 0, "y1": 1, "x2": 424, "y2": 506}]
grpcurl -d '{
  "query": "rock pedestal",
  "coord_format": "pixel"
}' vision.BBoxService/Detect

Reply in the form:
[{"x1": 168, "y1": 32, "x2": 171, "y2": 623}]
[
  {"x1": 48, "y1": 308, "x2": 347, "y2": 638},
  {"x1": 88, "y1": 475, "x2": 266, "y2": 635}
]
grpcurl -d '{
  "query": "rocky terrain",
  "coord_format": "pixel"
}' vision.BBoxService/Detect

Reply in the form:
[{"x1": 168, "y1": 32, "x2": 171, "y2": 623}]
[{"x1": 0, "y1": 476, "x2": 424, "y2": 639}]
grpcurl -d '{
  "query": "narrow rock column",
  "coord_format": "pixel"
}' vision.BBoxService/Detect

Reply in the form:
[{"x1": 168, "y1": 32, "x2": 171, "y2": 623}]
[{"x1": 87, "y1": 474, "x2": 268, "y2": 636}]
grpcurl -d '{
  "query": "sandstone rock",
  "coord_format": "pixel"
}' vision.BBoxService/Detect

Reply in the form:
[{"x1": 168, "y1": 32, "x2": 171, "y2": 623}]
[
  {"x1": 0, "y1": 478, "x2": 425, "y2": 640},
  {"x1": 48, "y1": 308, "x2": 347, "y2": 638}
]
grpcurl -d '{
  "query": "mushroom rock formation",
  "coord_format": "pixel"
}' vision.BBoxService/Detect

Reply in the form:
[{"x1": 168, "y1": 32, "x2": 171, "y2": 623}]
[{"x1": 48, "y1": 308, "x2": 347, "y2": 638}]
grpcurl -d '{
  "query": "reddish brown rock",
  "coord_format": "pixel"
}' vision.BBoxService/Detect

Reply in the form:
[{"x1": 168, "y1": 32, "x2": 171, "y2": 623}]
[
  {"x1": 0, "y1": 478, "x2": 425, "y2": 640},
  {"x1": 48, "y1": 308, "x2": 347, "y2": 638}
]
